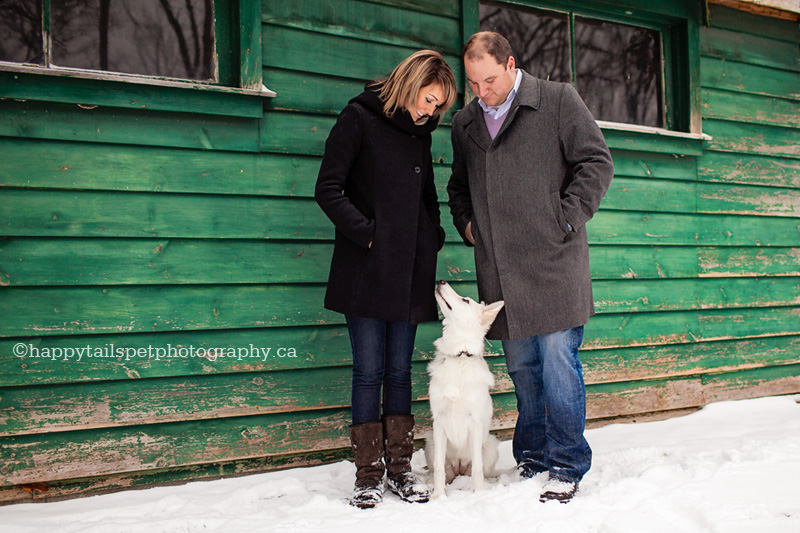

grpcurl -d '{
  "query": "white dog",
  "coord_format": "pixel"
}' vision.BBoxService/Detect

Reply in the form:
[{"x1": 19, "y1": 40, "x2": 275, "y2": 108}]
[{"x1": 425, "y1": 281, "x2": 505, "y2": 498}]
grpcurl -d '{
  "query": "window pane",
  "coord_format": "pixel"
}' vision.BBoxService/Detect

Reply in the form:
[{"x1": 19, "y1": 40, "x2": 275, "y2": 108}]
[
  {"x1": 480, "y1": 2, "x2": 570, "y2": 83},
  {"x1": 0, "y1": 0, "x2": 44, "y2": 64},
  {"x1": 51, "y1": 0, "x2": 215, "y2": 81},
  {"x1": 575, "y1": 18, "x2": 662, "y2": 127}
]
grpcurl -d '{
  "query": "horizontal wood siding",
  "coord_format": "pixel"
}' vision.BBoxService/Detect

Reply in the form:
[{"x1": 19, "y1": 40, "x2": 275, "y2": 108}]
[{"x1": 0, "y1": 0, "x2": 798, "y2": 502}]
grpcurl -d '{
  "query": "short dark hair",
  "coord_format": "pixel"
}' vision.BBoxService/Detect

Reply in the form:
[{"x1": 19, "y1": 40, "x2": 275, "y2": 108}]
[{"x1": 462, "y1": 31, "x2": 513, "y2": 65}]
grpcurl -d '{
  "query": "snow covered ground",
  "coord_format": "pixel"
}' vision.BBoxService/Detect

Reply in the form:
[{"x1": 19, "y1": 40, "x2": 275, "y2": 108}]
[{"x1": 3, "y1": 395, "x2": 799, "y2": 533}]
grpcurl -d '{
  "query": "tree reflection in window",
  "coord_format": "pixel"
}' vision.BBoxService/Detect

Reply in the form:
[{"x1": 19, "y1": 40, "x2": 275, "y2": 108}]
[
  {"x1": 479, "y1": 2, "x2": 664, "y2": 128},
  {"x1": 0, "y1": 0, "x2": 216, "y2": 82},
  {"x1": 0, "y1": 0, "x2": 44, "y2": 64},
  {"x1": 480, "y1": 3, "x2": 570, "y2": 84},
  {"x1": 575, "y1": 17, "x2": 662, "y2": 127}
]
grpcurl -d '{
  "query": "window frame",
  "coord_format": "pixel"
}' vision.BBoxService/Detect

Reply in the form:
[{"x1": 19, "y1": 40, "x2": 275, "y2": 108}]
[
  {"x1": 0, "y1": 0, "x2": 273, "y2": 98},
  {"x1": 464, "y1": 0, "x2": 704, "y2": 136}
]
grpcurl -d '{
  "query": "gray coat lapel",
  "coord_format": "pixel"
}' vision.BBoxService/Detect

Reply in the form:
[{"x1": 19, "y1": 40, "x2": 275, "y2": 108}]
[
  {"x1": 462, "y1": 103, "x2": 493, "y2": 152},
  {"x1": 493, "y1": 71, "x2": 542, "y2": 141}
]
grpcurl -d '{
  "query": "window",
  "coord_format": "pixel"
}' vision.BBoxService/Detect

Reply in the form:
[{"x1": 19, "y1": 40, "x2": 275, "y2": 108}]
[
  {"x1": 0, "y1": 0, "x2": 224, "y2": 83},
  {"x1": 480, "y1": 1, "x2": 666, "y2": 129}
]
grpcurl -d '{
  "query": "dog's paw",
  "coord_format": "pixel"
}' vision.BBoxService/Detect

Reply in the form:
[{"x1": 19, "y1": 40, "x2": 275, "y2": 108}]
[{"x1": 432, "y1": 488, "x2": 446, "y2": 499}]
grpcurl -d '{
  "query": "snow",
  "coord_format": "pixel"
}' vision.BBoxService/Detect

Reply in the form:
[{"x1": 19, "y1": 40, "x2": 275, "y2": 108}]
[{"x1": 3, "y1": 395, "x2": 799, "y2": 533}]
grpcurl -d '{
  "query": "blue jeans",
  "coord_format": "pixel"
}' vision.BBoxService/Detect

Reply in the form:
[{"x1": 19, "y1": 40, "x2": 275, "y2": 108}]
[
  {"x1": 345, "y1": 315, "x2": 418, "y2": 425},
  {"x1": 502, "y1": 326, "x2": 592, "y2": 483}
]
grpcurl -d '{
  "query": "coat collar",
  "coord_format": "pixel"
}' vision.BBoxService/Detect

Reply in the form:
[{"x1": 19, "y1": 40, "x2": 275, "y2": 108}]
[
  {"x1": 350, "y1": 84, "x2": 439, "y2": 137},
  {"x1": 462, "y1": 70, "x2": 541, "y2": 151}
]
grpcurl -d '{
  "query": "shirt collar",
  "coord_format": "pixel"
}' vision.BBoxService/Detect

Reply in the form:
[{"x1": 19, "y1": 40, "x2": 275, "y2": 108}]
[{"x1": 478, "y1": 68, "x2": 522, "y2": 119}]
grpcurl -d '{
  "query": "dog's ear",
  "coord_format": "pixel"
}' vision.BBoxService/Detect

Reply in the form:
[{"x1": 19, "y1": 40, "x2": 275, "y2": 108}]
[{"x1": 481, "y1": 300, "x2": 505, "y2": 325}]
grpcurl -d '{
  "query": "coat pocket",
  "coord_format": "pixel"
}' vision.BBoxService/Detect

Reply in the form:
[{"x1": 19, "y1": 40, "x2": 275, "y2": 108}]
[{"x1": 549, "y1": 192, "x2": 571, "y2": 235}]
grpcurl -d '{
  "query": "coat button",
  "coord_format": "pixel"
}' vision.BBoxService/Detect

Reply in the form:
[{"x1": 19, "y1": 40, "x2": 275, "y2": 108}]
[{"x1": 414, "y1": 166, "x2": 421, "y2": 174}]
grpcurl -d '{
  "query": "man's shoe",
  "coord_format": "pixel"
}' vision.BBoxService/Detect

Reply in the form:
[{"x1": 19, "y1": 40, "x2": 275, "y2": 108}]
[
  {"x1": 539, "y1": 478, "x2": 578, "y2": 503},
  {"x1": 518, "y1": 463, "x2": 548, "y2": 482}
]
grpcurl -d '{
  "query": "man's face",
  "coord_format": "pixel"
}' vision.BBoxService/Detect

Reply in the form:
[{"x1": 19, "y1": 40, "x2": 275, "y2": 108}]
[{"x1": 465, "y1": 54, "x2": 516, "y2": 107}]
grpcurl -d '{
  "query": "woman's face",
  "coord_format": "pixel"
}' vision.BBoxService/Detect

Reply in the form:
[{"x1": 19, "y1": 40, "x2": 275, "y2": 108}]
[{"x1": 407, "y1": 82, "x2": 445, "y2": 123}]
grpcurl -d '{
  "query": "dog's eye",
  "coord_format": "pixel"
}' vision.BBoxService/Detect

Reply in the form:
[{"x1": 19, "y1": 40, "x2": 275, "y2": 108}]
[{"x1": 462, "y1": 298, "x2": 470, "y2": 304}]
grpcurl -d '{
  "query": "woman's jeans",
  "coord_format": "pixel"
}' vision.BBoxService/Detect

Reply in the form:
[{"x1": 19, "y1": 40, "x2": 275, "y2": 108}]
[
  {"x1": 345, "y1": 315, "x2": 417, "y2": 425},
  {"x1": 502, "y1": 326, "x2": 592, "y2": 483}
]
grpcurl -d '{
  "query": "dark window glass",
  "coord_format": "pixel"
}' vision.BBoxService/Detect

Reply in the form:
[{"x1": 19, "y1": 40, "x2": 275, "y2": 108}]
[
  {"x1": 0, "y1": 0, "x2": 44, "y2": 64},
  {"x1": 575, "y1": 17, "x2": 662, "y2": 127},
  {"x1": 480, "y1": 1, "x2": 570, "y2": 83},
  {"x1": 50, "y1": 0, "x2": 215, "y2": 80}
]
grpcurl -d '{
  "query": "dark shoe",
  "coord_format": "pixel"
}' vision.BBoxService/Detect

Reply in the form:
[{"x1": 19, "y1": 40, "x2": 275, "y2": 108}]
[
  {"x1": 349, "y1": 421, "x2": 385, "y2": 509},
  {"x1": 383, "y1": 415, "x2": 431, "y2": 503},
  {"x1": 518, "y1": 462, "x2": 548, "y2": 481},
  {"x1": 539, "y1": 478, "x2": 578, "y2": 503}
]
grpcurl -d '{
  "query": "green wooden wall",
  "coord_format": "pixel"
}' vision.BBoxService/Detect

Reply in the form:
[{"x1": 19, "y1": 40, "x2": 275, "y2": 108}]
[{"x1": 0, "y1": 0, "x2": 798, "y2": 503}]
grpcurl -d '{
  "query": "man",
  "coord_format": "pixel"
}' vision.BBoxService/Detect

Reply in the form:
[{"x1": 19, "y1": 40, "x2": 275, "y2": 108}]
[{"x1": 447, "y1": 31, "x2": 613, "y2": 503}]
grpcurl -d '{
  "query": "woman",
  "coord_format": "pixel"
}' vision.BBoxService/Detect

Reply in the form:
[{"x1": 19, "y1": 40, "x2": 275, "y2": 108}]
[{"x1": 315, "y1": 50, "x2": 457, "y2": 509}]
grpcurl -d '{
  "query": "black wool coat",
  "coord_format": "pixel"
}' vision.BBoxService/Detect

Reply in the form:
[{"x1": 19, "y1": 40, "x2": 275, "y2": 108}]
[
  {"x1": 448, "y1": 71, "x2": 614, "y2": 340},
  {"x1": 315, "y1": 88, "x2": 446, "y2": 324}
]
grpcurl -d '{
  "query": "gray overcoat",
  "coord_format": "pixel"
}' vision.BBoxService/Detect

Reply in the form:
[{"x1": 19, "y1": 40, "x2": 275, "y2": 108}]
[{"x1": 447, "y1": 70, "x2": 614, "y2": 340}]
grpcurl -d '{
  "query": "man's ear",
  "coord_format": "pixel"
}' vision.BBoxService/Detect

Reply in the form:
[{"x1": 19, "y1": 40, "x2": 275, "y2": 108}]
[
  {"x1": 507, "y1": 55, "x2": 515, "y2": 71},
  {"x1": 481, "y1": 300, "x2": 505, "y2": 325}
]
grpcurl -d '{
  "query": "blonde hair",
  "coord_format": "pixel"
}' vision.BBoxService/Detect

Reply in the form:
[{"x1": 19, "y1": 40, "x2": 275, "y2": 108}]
[{"x1": 372, "y1": 49, "x2": 458, "y2": 123}]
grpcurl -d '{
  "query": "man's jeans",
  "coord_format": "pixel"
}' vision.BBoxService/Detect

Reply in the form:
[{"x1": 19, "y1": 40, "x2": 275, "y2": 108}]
[
  {"x1": 502, "y1": 326, "x2": 592, "y2": 483},
  {"x1": 345, "y1": 315, "x2": 417, "y2": 425}
]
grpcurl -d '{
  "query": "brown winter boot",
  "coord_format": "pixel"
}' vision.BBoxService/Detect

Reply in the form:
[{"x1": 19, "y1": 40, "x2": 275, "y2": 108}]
[
  {"x1": 383, "y1": 415, "x2": 431, "y2": 503},
  {"x1": 349, "y1": 421, "x2": 385, "y2": 509}
]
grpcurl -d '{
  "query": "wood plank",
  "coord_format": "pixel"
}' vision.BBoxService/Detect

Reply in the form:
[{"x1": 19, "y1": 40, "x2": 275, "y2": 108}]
[
  {"x1": 600, "y1": 128, "x2": 704, "y2": 156},
  {"x1": 2, "y1": 278, "x2": 799, "y2": 338},
  {"x1": 584, "y1": 307, "x2": 800, "y2": 349},
  {"x1": 702, "y1": 88, "x2": 800, "y2": 128},
  {"x1": 239, "y1": 0, "x2": 263, "y2": 91},
  {"x1": 588, "y1": 210, "x2": 800, "y2": 247},
  {"x1": 702, "y1": 363, "x2": 800, "y2": 402},
  {"x1": 700, "y1": 26, "x2": 800, "y2": 71},
  {"x1": 0, "y1": 71, "x2": 264, "y2": 118},
  {"x1": 591, "y1": 277, "x2": 800, "y2": 314},
  {"x1": 264, "y1": 68, "x2": 366, "y2": 115},
  {"x1": 590, "y1": 245, "x2": 800, "y2": 280},
  {"x1": 263, "y1": 0, "x2": 461, "y2": 54},
  {"x1": 703, "y1": 119, "x2": 800, "y2": 159},
  {"x1": 609, "y1": 149, "x2": 698, "y2": 181},
  {"x1": 697, "y1": 182, "x2": 800, "y2": 216},
  {"x1": 601, "y1": 177, "x2": 697, "y2": 214},
  {"x1": 708, "y1": 3, "x2": 800, "y2": 40},
  {"x1": 0, "y1": 284, "x2": 337, "y2": 338},
  {"x1": 0, "y1": 238, "x2": 335, "y2": 286},
  {"x1": 0, "y1": 100, "x2": 260, "y2": 152},
  {"x1": 359, "y1": 0, "x2": 460, "y2": 18},
  {"x1": 696, "y1": 246, "x2": 800, "y2": 277},
  {"x1": 700, "y1": 56, "x2": 800, "y2": 100},
  {"x1": 0, "y1": 446, "x2": 355, "y2": 504},
  {"x1": 262, "y1": 24, "x2": 463, "y2": 84},
  {"x1": 0, "y1": 138, "x2": 320, "y2": 196},
  {"x1": 584, "y1": 335, "x2": 800, "y2": 383},
  {"x1": 696, "y1": 151, "x2": 800, "y2": 189},
  {"x1": 0, "y1": 190, "x2": 330, "y2": 239}
]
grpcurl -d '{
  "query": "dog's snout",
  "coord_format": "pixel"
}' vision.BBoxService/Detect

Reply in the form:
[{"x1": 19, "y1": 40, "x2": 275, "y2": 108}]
[{"x1": 438, "y1": 280, "x2": 447, "y2": 285}]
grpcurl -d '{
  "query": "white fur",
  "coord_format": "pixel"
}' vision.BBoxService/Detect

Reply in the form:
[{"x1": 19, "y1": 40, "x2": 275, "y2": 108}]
[{"x1": 425, "y1": 282, "x2": 504, "y2": 498}]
